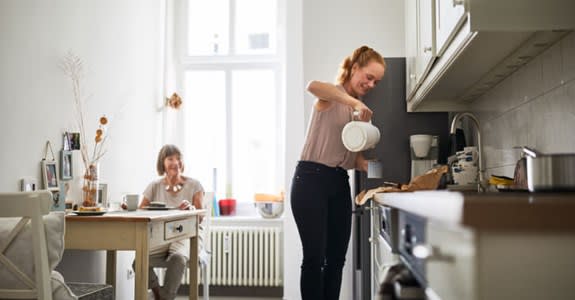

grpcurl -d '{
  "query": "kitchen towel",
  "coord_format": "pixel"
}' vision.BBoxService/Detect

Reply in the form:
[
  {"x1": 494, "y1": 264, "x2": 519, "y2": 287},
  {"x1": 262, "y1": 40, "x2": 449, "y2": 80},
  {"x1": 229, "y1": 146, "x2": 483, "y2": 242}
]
[{"x1": 356, "y1": 165, "x2": 449, "y2": 205}]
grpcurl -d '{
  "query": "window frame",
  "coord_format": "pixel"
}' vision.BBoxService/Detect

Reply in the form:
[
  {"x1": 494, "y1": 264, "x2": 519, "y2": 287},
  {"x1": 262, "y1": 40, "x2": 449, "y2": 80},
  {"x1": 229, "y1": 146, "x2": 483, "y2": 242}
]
[{"x1": 170, "y1": 0, "x2": 285, "y2": 200}]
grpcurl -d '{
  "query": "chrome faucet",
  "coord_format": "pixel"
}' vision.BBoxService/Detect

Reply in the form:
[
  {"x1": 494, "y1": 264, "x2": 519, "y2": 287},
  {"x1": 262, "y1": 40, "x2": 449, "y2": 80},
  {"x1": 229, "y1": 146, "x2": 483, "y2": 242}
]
[{"x1": 450, "y1": 112, "x2": 485, "y2": 192}]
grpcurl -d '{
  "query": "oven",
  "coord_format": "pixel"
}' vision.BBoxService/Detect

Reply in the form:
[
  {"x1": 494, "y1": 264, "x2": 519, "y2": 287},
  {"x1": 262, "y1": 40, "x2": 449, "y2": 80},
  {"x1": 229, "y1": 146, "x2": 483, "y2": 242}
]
[
  {"x1": 371, "y1": 203, "x2": 400, "y2": 296},
  {"x1": 398, "y1": 209, "x2": 428, "y2": 286}
]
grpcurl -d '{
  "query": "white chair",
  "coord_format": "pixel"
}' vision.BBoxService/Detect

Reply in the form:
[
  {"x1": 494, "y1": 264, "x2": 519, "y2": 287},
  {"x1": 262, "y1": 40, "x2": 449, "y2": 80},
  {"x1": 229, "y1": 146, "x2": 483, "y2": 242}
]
[
  {"x1": 0, "y1": 191, "x2": 76, "y2": 300},
  {"x1": 153, "y1": 191, "x2": 213, "y2": 299},
  {"x1": 199, "y1": 191, "x2": 213, "y2": 300}
]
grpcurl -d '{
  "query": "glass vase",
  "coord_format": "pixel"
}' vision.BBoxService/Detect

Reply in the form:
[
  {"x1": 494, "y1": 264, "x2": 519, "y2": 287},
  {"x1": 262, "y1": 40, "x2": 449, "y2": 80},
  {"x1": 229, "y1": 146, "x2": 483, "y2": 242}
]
[{"x1": 82, "y1": 163, "x2": 100, "y2": 207}]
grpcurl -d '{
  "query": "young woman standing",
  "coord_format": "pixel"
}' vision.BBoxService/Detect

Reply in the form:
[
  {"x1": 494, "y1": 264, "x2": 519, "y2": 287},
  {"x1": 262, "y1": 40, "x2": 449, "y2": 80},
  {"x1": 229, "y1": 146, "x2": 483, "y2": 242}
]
[{"x1": 291, "y1": 46, "x2": 386, "y2": 300}]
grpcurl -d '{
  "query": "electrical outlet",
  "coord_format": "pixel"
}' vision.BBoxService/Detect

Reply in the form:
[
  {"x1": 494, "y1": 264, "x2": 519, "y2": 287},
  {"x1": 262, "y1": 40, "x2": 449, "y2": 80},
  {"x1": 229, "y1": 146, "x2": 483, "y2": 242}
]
[{"x1": 127, "y1": 269, "x2": 135, "y2": 280}]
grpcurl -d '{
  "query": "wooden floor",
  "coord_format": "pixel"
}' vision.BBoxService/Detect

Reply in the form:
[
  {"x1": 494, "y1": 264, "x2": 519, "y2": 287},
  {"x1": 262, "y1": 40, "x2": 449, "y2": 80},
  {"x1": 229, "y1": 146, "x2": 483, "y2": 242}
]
[{"x1": 176, "y1": 297, "x2": 281, "y2": 300}]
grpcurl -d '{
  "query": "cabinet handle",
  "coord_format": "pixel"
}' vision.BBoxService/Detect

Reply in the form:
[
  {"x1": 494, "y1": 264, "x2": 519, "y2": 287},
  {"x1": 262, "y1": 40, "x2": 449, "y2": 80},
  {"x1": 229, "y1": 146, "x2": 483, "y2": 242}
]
[
  {"x1": 410, "y1": 74, "x2": 416, "y2": 80},
  {"x1": 176, "y1": 225, "x2": 183, "y2": 232},
  {"x1": 424, "y1": 46, "x2": 432, "y2": 53},
  {"x1": 413, "y1": 243, "x2": 455, "y2": 263},
  {"x1": 452, "y1": 0, "x2": 464, "y2": 7}
]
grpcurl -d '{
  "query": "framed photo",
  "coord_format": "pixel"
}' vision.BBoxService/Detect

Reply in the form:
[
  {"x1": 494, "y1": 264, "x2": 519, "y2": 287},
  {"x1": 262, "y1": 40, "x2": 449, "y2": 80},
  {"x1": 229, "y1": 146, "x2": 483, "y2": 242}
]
[
  {"x1": 69, "y1": 132, "x2": 81, "y2": 150},
  {"x1": 60, "y1": 150, "x2": 73, "y2": 180},
  {"x1": 63, "y1": 132, "x2": 71, "y2": 151},
  {"x1": 41, "y1": 160, "x2": 59, "y2": 191},
  {"x1": 97, "y1": 183, "x2": 108, "y2": 207}
]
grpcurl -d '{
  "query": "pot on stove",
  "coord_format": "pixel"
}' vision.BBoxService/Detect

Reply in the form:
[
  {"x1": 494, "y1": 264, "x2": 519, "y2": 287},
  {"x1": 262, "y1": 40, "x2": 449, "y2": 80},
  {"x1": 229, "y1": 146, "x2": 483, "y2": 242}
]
[{"x1": 521, "y1": 146, "x2": 575, "y2": 192}]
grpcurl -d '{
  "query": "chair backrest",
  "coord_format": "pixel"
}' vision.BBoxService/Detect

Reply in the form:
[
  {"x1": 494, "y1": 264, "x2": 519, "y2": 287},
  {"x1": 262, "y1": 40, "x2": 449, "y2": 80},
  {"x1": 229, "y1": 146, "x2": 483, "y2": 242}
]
[
  {"x1": 0, "y1": 191, "x2": 53, "y2": 300},
  {"x1": 201, "y1": 192, "x2": 214, "y2": 253}
]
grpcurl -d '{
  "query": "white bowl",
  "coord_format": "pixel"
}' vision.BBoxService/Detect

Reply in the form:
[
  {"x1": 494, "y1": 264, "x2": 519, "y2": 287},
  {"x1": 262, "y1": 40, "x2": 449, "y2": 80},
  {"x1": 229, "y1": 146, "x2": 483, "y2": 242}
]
[
  {"x1": 254, "y1": 202, "x2": 284, "y2": 219},
  {"x1": 410, "y1": 134, "x2": 433, "y2": 158}
]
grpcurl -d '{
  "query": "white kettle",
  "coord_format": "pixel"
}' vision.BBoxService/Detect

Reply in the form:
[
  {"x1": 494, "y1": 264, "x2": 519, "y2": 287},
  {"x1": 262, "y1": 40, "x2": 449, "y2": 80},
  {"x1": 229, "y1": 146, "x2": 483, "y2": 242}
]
[{"x1": 341, "y1": 119, "x2": 380, "y2": 152}]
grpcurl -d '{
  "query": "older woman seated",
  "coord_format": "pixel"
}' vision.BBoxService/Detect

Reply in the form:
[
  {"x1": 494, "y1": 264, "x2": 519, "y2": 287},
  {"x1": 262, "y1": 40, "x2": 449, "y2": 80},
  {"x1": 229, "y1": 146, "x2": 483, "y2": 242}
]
[{"x1": 129, "y1": 144, "x2": 205, "y2": 300}]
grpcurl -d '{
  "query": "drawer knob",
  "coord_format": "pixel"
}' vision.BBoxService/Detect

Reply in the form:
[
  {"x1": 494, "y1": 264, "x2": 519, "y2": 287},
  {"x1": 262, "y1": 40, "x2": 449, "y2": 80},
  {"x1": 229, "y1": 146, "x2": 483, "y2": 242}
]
[{"x1": 176, "y1": 225, "x2": 183, "y2": 232}]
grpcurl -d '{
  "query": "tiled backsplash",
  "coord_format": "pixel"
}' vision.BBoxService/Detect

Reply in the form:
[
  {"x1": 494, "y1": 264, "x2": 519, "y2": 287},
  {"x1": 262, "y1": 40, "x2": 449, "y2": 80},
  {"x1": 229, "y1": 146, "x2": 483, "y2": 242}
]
[{"x1": 470, "y1": 32, "x2": 575, "y2": 178}]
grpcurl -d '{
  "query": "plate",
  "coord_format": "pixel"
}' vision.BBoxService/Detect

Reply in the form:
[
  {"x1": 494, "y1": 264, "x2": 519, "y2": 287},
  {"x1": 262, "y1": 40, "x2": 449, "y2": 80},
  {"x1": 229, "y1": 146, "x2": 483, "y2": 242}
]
[
  {"x1": 142, "y1": 206, "x2": 176, "y2": 210},
  {"x1": 71, "y1": 210, "x2": 107, "y2": 216}
]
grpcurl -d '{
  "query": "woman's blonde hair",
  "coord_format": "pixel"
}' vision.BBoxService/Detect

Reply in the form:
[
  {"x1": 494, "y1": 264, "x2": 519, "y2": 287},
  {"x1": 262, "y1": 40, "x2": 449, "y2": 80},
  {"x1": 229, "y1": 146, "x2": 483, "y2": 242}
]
[
  {"x1": 337, "y1": 45, "x2": 386, "y2": 85},
  {"x1": 156, "y1": 144, "x2": 184, "y2": 175}
]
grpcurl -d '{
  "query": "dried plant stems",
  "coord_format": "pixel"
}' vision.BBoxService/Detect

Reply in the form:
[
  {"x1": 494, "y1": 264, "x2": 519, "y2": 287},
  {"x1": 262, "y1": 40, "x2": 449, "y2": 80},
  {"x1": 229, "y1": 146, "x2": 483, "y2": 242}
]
[{"x1": 61, "y1": 51, "x2": 109, "y2": 171}]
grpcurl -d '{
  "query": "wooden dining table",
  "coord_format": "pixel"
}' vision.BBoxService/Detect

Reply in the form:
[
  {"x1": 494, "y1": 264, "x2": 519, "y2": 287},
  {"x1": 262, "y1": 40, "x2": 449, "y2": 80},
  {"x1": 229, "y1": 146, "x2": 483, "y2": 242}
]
[{"x1": 65, "y1": 209, "x2": 205, "y2": 300}]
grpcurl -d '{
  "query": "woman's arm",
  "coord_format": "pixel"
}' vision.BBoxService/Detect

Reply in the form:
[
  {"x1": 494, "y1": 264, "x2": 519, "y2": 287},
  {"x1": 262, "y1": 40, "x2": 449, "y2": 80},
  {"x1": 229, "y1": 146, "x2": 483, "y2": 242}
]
[
  {"x1": 192, "y1": 191, "x2": 204, "y2": 222},
  {"x1": 355, "y1": 152, "x2": 369, "y2": 172},
  {"x1": 307, "y1": 80, "x2": 372, "y2": 121},
  {"x1": 139, "y1": 196, "x2": 151, "y2": 208},
  {"x1": 192, "y1": 191, "x2": 203, "y2": 210}
]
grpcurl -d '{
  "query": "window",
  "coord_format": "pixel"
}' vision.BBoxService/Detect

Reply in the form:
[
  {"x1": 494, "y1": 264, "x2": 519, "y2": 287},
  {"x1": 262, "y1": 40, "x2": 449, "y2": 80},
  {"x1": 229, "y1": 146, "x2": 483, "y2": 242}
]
[{"x1": 173, "y1": 0, "x2": 284, "y2": 203}]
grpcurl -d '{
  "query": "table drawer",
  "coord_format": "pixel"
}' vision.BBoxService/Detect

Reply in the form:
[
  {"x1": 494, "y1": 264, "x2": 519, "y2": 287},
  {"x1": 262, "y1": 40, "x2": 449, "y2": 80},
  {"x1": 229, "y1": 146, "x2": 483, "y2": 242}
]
[{"x1": 164, "y1": 219, "x2": 194, "y2": 241}]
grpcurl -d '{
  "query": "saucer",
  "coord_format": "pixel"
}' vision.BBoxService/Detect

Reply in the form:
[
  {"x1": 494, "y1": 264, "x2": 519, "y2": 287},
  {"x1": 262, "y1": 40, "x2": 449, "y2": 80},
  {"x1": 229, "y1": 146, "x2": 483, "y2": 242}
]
[
  {"x1": 142, "y1": 206, "x2": 176, "y2": 211},
  {"x1": 71, "y1": 210, "x2": 107, "y2": 216}
]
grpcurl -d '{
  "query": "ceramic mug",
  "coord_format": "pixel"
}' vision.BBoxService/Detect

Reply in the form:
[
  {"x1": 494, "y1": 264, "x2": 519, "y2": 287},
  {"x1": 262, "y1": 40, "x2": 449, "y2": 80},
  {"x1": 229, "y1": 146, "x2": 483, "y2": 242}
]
[
  {"x1": 367, "y1": 160, "x2": 383, "y2": 178},
  {"x1": 341, "y1": 121, "x2": 381, "y2": 152},
  {"x1": 410, "y1": 134, "x2": 433, "y2": 158},
  {"x1": 123, "y1": 194, "x2": 139, "y2": 211}
]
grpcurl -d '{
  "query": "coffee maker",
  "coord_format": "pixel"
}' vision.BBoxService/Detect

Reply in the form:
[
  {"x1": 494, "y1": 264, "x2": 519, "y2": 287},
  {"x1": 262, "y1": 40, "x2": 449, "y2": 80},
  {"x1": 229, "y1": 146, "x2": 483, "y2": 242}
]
[{"x1": 410, "y1": 135, "x2": 439, "y2": 178}]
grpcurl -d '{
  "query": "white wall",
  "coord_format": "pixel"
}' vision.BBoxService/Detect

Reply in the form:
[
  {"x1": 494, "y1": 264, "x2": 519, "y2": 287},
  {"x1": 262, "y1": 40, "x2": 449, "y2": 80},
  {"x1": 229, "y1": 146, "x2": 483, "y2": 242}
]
[
  {"x1": 302, "y1": 0, "x2": 405, "y2": 115},
  {"x1": 0, "y1": 1, "x2": 164, "y2": 299},
  {"x1": 282, "y1": 1, "x2": 405, "y2": 299},
  {"x1": 283, "y1": 1, "x2": 306, "y2": 300}
]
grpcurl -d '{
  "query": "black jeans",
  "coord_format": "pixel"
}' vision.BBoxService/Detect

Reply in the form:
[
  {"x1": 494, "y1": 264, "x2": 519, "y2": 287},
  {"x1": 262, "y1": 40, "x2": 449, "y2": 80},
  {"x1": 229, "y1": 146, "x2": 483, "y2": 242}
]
[{"x1": 290, "y1": 161, "x2": 352, "y2": 300}]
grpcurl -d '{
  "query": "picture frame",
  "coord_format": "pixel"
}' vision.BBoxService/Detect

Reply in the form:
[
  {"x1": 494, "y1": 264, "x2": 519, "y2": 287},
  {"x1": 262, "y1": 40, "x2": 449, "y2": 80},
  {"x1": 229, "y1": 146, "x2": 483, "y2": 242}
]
[
  {"x1": 60, "y1": 150, "x2": 73, "y2": 180},
  {"x1": 41, "y1": 160, "x2": 59, "y2": 191},
  {"x1": 63, "y1": 132, "x2": 71, "y2": 151},
  {"x1": 97, "y1": 183, "x2": 108, "y2": 207},
  {"x1": 69, "y1": 132, "x2": 81, "y2": 150}
]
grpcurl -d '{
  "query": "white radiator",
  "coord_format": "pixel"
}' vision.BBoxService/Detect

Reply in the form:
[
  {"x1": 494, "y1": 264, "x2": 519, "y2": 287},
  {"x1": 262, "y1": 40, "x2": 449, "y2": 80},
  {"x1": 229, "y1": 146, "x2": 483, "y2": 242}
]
[{"x1": 210, "y1": 225, "x2": 283, "y2": 287}]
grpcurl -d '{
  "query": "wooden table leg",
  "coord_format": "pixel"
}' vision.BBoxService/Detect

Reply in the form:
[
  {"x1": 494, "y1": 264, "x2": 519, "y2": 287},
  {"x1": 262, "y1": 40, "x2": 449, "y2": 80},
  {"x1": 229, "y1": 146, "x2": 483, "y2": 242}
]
[
  {"x1": 189, "y1": 235, "x2": 198, "y2": 300},
  {"x1": 106, "y1": 250, "x2": 117, "y2": 287},
  {"x1": 135, "y1": 224, "x2": 150, "y2": 300}
]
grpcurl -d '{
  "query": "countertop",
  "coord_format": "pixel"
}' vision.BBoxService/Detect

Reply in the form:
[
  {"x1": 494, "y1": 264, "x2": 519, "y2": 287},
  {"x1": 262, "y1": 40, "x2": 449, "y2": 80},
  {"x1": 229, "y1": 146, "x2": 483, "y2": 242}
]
[{"x1": 373, "y1": 191, "x2": 575, "y2": 231}]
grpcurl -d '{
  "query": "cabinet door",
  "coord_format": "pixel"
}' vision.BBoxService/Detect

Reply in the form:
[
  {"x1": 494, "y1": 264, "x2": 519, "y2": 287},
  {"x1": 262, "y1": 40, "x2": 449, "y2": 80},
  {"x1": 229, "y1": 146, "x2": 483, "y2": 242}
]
[
  {"x1": 435, "y1": 0, "x2": 466, "y2": 56},
  {"x1": 405, "y1": 0, "x2": 419, "y2": 99},
  {"x1": 406, "y1": 0, "x2": 436, "y2": 102},
  {"x1": 426, "y1": 223, "x2": 476, "y2": 300},
  {"x1": 415, "y1": 0, "x2": 436, "y2": 83}
]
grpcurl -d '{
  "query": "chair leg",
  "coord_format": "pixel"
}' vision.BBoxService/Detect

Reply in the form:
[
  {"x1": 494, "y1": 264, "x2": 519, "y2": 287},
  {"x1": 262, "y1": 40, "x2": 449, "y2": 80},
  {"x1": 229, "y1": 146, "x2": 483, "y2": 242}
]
[{"x1": 201, "y1": 262, "x2": 209, "y2": 300}]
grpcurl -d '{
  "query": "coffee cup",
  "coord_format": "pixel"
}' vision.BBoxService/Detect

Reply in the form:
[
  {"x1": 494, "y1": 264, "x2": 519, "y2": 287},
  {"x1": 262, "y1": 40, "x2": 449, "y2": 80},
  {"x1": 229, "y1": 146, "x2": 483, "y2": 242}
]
[{"x1": 123, "y1": 194, "x2": 139, "y2": 211}]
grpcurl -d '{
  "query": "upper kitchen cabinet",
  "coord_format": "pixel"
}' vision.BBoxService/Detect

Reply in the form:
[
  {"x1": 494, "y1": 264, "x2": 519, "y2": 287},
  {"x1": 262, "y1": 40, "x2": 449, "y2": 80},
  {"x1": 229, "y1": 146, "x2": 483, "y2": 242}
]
[
  {"x1": 406, "y1": 0, "x2": 436, "y2": 99},
  {"x1": 435, "y1": 0, "x2": 465, "y2": 56},
  {"x1": 405, "y1": 0, "x2": 575, "y2": 112}
]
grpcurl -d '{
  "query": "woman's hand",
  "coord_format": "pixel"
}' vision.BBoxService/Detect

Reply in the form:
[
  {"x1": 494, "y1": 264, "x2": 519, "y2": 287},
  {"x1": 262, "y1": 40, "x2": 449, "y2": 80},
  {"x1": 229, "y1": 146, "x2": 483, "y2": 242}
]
[
  {"x1": 353, "y1": 101, "x2": 373, "y2": 122},
  {"x1": 179, "y1": 199, "x2": 194, "y2": 210}
]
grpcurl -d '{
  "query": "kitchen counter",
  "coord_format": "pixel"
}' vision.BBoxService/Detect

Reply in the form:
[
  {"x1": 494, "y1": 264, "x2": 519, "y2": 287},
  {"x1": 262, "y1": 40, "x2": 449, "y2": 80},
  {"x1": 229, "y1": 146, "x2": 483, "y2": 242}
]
[
  {"x1": 374, "y1": 191, "x2": 575, "y2": 231},
  {"x1": 373, "y1": 191, "x2": 575, "y2": 300}
]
